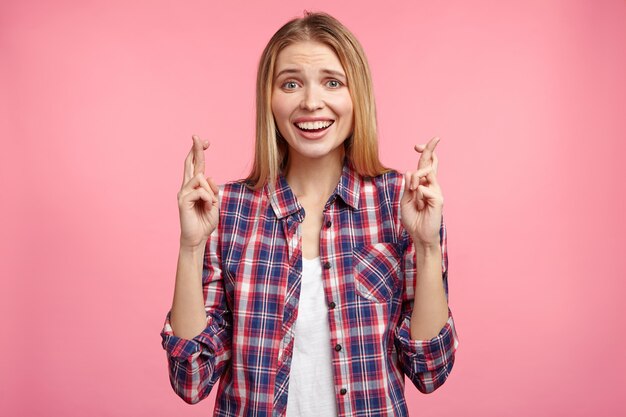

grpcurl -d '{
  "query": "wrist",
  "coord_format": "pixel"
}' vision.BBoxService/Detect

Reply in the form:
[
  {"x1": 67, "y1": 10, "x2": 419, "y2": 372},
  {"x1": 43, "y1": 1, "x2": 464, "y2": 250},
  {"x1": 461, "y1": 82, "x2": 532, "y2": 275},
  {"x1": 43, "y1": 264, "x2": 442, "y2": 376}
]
[
  {"x1": 413, "y1": 240, "x2": 441, "y2": 257},
  {"x1": 409, "y1": 234, "x2": 440, "y2": 250},
  {"x1": 177, "y1": 243, "x2": 206, "y2": 274},
  {"x1": 179, "y1": 240, "x2": 207, "y2": 255}
]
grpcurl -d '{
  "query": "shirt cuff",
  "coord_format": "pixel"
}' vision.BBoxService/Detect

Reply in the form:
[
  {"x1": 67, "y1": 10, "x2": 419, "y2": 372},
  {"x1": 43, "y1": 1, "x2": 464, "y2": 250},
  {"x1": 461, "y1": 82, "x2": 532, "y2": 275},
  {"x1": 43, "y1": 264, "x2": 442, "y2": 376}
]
[
  {"x1": 160, "y1": 311, "x2": 217, "y2": 362},
  {"x1": 395, "y1": 309, "x2": 459, "y2": 373}
]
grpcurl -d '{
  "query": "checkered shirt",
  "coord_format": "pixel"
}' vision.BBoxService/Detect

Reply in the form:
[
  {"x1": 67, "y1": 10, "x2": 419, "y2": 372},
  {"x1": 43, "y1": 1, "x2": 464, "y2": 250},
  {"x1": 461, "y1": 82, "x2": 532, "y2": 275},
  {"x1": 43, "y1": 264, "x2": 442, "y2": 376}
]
[{"x1": 160, "y1": 163, "x2": 459, "y2": 416}]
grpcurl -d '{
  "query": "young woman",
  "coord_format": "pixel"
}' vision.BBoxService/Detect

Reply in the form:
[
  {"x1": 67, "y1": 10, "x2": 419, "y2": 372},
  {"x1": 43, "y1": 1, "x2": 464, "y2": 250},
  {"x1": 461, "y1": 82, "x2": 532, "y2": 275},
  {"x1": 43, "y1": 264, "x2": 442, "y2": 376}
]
[{"x1": 161, "y1": 12, "x2": 458, "y2": 417}]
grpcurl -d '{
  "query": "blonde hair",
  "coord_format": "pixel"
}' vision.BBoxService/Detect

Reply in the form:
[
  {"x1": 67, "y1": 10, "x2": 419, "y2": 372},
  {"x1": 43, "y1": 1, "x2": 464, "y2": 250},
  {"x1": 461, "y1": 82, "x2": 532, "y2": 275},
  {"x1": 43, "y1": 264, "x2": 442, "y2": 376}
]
[{"x1": 246, "y1": 11, "x2": 388, "y2": 189}]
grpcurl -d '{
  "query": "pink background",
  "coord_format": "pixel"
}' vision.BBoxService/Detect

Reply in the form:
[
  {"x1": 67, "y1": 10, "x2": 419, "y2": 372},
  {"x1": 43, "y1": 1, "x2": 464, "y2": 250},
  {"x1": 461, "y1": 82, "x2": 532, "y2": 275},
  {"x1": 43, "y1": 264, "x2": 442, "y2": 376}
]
[{"x1": 1, "y1": 0, "x2": 625, "y2": 416}]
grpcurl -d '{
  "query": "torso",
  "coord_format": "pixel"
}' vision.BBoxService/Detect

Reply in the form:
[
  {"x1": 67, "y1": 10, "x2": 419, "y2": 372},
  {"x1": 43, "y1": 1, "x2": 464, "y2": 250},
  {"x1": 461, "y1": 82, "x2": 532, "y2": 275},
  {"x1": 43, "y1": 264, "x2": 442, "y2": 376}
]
[{"x1": 211, "y1": 168, "x2": 423, "y2": 416}]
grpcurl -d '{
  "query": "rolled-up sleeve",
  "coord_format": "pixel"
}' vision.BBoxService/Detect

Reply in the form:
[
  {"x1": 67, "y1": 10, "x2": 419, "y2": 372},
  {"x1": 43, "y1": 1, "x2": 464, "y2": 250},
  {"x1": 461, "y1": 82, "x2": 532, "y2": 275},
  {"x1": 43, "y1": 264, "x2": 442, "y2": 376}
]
[
  {"x1": 160, "y1": 221, "x2": 232, "y2": 404},
  {"x1": 394, "y1": 214, "x2": 459, "y2": 393}
]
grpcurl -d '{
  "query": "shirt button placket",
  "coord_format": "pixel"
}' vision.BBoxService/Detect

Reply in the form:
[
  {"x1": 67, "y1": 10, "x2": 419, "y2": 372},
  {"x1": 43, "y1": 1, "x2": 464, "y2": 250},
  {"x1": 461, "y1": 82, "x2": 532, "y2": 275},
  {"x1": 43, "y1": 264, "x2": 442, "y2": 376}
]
[{"x1": 324, "y1": 215, "x2": 346, "y2": 397}]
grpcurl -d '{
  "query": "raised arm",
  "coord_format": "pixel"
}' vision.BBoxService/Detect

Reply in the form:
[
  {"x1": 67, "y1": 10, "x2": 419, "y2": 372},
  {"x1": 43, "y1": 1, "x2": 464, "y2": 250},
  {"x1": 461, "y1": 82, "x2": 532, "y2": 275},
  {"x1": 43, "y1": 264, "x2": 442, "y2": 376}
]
[
  {"x1": 160, "y1": 135, "x2": 231, "y2": 404},
  {"x1": 395, "y1": 137, "x2": 459, "y2": 393},
  {"x1": 170, "y1": 135, "x2": 220, "y2": 338}
]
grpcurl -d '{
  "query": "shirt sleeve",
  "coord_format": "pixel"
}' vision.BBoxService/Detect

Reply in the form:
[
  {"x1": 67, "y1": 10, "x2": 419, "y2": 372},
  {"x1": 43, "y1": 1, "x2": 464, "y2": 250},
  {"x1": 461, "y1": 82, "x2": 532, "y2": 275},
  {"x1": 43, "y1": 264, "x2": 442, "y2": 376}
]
[
  {"x1": 394, "y1": 214, "x2": 459, "y2": 393},
  {"x1": 159, "y1": 217, "x2": 232, "y2": 404}
]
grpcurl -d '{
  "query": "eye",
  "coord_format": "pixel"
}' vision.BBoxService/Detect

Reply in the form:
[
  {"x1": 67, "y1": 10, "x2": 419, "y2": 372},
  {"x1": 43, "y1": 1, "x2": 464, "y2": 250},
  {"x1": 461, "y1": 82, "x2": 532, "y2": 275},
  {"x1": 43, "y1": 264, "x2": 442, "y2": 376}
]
[
  {"x1": 281, "y1": 81, "x2": 299, "y2": 90},
  {"x1": 326, "y1": 79, "x2": 342, "y2": 88}
]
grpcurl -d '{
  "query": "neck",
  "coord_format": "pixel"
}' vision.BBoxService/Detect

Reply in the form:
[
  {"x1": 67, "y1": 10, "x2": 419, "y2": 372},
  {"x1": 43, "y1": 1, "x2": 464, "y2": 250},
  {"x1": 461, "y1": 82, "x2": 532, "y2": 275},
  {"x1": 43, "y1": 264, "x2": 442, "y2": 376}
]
[{"x1": 285, "y1": 150, "x2": 344, "y2": 201}]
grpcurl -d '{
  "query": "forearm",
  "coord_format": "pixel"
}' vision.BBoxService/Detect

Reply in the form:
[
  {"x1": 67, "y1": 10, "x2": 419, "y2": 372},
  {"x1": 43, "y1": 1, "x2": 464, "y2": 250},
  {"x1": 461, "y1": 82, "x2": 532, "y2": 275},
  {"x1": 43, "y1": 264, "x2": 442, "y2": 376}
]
[
  {"x1": 170, "y1": 243, "x2": 208, "y2": 340},
  {"x1": 409, "y1": 243, "x2": 449, "y2": 340}
]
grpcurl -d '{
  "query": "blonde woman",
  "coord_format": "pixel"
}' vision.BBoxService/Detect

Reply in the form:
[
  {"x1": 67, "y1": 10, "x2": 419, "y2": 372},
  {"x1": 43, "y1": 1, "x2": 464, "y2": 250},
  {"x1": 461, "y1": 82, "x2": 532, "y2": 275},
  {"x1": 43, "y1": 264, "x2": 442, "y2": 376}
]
[{"x1": 161, "y1": 12, "x2": 458, "y2": 417}]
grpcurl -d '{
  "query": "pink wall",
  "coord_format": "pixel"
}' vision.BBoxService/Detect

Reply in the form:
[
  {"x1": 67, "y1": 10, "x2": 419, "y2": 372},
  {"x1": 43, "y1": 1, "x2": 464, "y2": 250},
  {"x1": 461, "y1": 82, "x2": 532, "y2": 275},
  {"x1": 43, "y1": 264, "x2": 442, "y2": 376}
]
[{"x1": 2, "y1": 0, "x2": 625, "y2": 415}]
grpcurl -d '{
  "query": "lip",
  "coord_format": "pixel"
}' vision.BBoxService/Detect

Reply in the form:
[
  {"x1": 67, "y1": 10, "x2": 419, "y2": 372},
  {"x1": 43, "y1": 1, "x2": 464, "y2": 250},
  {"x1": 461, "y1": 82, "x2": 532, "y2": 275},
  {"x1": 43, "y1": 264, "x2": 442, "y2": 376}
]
[{"x1": 292, "y1": 116, "x2": 335, "y2": 123}]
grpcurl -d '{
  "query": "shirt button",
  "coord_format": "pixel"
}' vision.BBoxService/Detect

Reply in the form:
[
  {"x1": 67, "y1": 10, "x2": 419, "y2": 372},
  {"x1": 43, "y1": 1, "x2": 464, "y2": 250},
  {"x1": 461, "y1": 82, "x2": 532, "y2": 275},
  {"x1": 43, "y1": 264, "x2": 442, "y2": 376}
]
[
  {"x1": 328, "y1": 301, "x2": 336, "y2": 309},
  {"x1": 340, "y1": 388, "x2": 347, "y2": 395},
  {"x1": 323, "y1": 261, "x2": 332, "y2": 270},
  {"x1": 325, "y1": 220, "x2": 332, "y2": 228},
  {"x1": 334, "y1": 344, "x2": 342, "y2": 352}
]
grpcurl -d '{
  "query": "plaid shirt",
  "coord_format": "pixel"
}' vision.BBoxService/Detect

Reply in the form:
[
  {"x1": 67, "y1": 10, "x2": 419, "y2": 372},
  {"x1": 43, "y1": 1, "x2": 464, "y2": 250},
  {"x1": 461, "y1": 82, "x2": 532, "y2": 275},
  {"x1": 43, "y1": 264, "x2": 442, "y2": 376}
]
[{"x1": 160, "y1": 163, "x2": 459, "y2": 416}]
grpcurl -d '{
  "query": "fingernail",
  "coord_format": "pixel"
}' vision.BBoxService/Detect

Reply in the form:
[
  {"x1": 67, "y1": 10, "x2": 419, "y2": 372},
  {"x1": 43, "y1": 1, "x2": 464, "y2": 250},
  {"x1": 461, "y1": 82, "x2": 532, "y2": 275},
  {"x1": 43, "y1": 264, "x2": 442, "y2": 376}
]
[{"x1": 192, "y1": 135, "x2": 199, "y2": 141}]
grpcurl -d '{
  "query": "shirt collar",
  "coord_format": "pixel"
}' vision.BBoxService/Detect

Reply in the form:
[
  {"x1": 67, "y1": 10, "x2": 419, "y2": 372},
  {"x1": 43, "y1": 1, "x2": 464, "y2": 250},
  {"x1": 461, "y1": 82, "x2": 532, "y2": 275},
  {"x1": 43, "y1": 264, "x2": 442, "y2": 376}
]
[
  {"x1": 334, "y1": 161, "x2": 361, "y2": 209},
  {"x1": 267, "y1": 174, "x2": 303, "y2": 220},
  {"x1": 267, "y1": 161, "x2": 361, "y2": 220}
]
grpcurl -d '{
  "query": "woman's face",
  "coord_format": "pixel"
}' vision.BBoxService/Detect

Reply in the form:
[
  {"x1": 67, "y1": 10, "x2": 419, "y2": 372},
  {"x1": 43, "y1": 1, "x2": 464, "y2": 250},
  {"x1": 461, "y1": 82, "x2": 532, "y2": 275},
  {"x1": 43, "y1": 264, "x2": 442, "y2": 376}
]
[{"x1": 271, "y1": 41, "x2": 354, "y2": 165}]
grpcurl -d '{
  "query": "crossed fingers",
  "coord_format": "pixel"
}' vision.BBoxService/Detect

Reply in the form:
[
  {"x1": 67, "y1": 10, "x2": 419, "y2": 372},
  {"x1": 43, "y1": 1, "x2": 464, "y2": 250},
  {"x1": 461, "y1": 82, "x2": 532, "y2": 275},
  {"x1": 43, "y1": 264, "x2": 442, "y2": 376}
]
[
  {"x1": 415, "y1": 136, "x2": 439, "y2": 175},
  {"x1": 179, "y1": 135, "x2": 218, "y2": 203},
  {"x1": 407, "y1": 137, "x2": 441, "y2": 210}
]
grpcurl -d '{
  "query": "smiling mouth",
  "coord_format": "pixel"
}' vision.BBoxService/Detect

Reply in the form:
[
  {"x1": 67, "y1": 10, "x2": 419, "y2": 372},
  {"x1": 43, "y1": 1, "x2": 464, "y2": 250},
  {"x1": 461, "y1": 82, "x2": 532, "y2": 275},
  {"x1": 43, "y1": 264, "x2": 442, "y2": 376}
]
[{"x1": 294, "y1": 120, "x2": 334, "y2": 132}]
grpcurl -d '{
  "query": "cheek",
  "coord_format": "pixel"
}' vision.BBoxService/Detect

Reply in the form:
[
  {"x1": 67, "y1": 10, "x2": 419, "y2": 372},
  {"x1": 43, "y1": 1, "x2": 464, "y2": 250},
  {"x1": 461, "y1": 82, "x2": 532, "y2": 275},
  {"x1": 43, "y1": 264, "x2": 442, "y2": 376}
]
[
  {"x1": 339, "y1": 99, "x2": 354, "y2": 127},
  {"x1": 338, "y1": 94, "x2": 354, "y2": 119},
  {"x1": 271, "y1": 93, "x2": 292, "y2": 126}
]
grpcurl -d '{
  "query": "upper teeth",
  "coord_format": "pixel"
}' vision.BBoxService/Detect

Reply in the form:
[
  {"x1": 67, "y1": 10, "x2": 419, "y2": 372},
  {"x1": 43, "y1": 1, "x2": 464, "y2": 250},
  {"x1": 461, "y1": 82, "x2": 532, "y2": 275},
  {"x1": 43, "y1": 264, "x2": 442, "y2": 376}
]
[{"x1": 296, "y1": 121, "x2": 333, "y2": 130}]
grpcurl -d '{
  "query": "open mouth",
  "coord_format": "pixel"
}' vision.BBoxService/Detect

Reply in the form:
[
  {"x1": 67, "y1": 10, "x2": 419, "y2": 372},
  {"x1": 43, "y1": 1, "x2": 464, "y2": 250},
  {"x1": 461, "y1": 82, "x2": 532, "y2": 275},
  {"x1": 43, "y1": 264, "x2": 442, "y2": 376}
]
[{"x1": 294, "y1": 120, "x2": 334, "y2": 133}]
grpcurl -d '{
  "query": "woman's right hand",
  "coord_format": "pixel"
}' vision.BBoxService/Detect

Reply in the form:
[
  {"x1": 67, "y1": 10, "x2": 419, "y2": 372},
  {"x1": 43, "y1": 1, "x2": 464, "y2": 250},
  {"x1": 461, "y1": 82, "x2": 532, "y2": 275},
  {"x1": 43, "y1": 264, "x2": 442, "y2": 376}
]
[{"x1": 177, "y1": 135, "x2": 220, "y2": 249}]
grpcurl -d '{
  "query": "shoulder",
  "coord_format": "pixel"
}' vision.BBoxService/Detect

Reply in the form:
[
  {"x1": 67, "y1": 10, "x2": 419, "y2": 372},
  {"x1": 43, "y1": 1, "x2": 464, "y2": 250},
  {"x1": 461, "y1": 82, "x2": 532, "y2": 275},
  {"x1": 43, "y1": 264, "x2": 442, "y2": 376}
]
[
  {"x1": 217, "y1": 180, "x2": 266, "y2": 216},
  {"x1": 216, "y1": 180, "x2": 267, "y2": 237},
  {"x1": 220, "y1": 179, "x2": 263, "y2": 200},
  {"x1": 369, "y1": 169, "x2": 403, "y2": 186},
  {"x1": 361, "y1": 169, "x2": 404, "y2": 202}
]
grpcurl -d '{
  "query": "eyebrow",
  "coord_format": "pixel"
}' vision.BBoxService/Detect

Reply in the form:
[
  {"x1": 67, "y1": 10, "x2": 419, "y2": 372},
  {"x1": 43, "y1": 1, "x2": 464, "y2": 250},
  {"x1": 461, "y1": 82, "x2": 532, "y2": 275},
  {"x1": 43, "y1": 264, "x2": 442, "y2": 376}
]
[{"x1": 274, "y1": 68, "x2": 347, "y2": 81}]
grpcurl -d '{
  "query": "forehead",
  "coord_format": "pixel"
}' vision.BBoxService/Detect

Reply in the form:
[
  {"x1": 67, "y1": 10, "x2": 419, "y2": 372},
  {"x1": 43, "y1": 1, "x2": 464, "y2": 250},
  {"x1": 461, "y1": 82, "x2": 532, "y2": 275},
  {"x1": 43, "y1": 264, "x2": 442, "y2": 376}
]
[{"x1": 274, "y1": 41, "x2": 345, "y2": 72}]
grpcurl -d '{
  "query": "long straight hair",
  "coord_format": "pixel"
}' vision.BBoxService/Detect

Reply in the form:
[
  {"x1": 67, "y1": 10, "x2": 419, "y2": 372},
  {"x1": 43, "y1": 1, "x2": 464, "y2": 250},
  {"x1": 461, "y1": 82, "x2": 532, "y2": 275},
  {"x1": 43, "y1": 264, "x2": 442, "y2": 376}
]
[{"x1": 246, "y1": 12, "x2": 388, "y2": 189}]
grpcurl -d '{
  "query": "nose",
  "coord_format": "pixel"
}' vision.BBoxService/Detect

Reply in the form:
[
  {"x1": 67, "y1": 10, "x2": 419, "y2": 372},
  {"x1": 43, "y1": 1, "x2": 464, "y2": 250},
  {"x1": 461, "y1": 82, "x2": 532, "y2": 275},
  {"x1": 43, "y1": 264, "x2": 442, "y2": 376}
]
[{"x1": 299, "y1": 86, "x2": 324, "y2": 111}]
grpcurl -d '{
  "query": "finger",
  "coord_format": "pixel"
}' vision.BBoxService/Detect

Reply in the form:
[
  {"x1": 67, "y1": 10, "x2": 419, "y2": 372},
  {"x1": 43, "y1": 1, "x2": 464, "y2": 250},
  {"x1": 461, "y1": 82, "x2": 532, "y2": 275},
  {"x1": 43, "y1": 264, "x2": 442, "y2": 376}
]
[
  {"x1": 401, "y1": 172, "x2": 417, "y2": 207},
  {"x1": 409, "y1": 171, "x2": 426, "y2": 210},
  {"x1": 411, "y1": 166, "x2": 436, "y2": 211},
  {"x1": 417, "y1": 184, "x2": 444, "y2": 207},
  {"x1": 414, "y1": 137, "x2": 440, "y2": 153},
  {"x1": 181, "y1": 188, "x2": 214, "y2": 210},
  {"x1": 192, "y1": 134, "x2": 210, "y2": 150},
  {"x1": 414, "y1": 143, "x2": 427, "y2": 175},
  {"x1": 207, "y1": 177, "x2": 219, "y2": 195},
  {"x1": 401, "y1": 172, "x2": 412, "y2": 202},
  {"x1": 192, "y1": 135, "x2": 209, "y2": 177},
  {"x1": 413, "y1": 180, "x2": 425, "y2": 210},
  {"x1": 415, "y1": 137, "x2": 440, "y2": 170},
  {"x1": 182, "y1": 173, "x2": 215, "y2": 197},
  {"x1": 416, "y1": 185, "x2": 424, "y2": 210},
  {"x1": 408, "y1": 166, "x2": 433, "y2": 190},
  {"x1": 183, "y1": 147, "x2": 194, "y2": 187},
  {"x1": 414, "y1": 144, "x2": 426, "y2": 169},
  {"x1": 432, "y1": 151, "x2": 439, "y2": 176},
  {"x1": 422, "y1": 136, "x2": 439, "y2": 159},
  {"x1": 425, "y1": 170, "x2": 440, "y2": 191}
]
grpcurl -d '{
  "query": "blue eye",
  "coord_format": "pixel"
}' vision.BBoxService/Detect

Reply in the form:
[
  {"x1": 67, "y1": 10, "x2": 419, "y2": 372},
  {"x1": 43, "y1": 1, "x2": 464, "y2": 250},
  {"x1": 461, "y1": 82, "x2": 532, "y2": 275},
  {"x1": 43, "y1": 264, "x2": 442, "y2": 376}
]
[
  {"x1": 327, "y1": 80, "x2": 342, "y2": 88},
  {"x1": 282, "y1": 81, "x2": 298, "y2": 89}
]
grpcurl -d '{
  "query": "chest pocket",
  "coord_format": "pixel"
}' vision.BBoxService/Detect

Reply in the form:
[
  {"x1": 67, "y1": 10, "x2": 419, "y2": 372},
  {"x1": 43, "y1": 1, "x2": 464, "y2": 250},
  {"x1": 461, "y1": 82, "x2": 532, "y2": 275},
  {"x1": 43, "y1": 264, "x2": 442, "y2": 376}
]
[{"x1": 352, "y1": 242, "x2": 402, "y2": 303}]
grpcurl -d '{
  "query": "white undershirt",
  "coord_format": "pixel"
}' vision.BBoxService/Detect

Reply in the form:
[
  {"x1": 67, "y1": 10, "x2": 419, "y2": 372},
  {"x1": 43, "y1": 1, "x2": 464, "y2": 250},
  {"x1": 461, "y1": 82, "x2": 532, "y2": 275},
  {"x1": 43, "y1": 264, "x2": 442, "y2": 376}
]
[{"x1": 285, "y1": 257, "x2": 338, "y2": 417}]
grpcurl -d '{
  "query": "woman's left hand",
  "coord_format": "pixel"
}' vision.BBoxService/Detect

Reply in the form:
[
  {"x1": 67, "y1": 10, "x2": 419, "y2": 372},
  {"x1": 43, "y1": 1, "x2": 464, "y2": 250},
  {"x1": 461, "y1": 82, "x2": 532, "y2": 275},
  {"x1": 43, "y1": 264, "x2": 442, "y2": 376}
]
[{"x1": 400, "y1": 137, "x2": 444, "y2": 247}]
